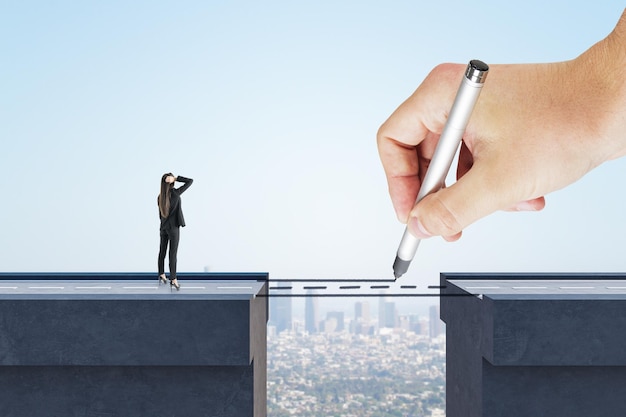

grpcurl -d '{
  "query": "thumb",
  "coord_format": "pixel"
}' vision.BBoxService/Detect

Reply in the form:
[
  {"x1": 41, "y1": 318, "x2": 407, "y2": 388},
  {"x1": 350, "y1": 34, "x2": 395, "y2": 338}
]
[{"x1": 406, "y1": 167, "x2": 505, "y2": 240}]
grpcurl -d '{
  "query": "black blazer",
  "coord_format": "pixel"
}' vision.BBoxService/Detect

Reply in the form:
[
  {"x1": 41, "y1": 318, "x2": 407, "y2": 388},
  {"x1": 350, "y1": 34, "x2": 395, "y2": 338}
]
[{"x1": 159, "y1": 176, "x2": 193, "y2": 230}]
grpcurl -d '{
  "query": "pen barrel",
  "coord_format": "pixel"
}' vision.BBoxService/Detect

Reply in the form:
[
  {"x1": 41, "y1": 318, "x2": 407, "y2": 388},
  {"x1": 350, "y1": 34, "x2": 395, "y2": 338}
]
[
  {"x1": 397, "y1": 228, "x2": 421, "y2": 261},
  {"x1": 415, "y1": 65, "x2": 487, "y2": 203}
]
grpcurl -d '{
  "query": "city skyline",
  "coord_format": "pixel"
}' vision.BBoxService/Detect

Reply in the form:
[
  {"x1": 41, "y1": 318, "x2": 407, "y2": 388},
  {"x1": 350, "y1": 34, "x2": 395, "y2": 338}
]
[{"x1": 270, "y1": 295, "x2": 441, "y2": 339}]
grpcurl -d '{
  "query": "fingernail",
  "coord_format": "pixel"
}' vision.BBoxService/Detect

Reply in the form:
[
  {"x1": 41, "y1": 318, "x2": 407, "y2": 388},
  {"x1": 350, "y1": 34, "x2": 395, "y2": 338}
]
[
  {"x1": 408, "y1": 217, "x2": 432, "y2": 239},
  {"x1": 513, "y1": 200, "x2": 540, "y2": 211}
]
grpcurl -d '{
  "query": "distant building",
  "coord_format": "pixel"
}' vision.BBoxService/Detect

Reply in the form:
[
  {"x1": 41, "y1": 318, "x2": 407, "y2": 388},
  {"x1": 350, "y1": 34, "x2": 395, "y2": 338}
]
[
  {"x1": 269, "y1": 282, "x2": 292, "y2": 333},
  {"x1": 378, "y1": 294, "x2": 388, "y2": 329},
  {"x1": 352, "y1": 301, "x2": 373, "y2": 334},
  {"x1": 355, "y1": 301, "x2": 370, "y2": 322},
  {"x1": 320, "y1": 317, "x2": 337, "y2": 333},
  {"x1": 325, "y1": 311, "x2": 344, "y2": 332},
  {"x1": 378, "y1": 294, "x2": 399, "y2": 329},
  {"x1": 350, "y1": 320, "x2": 375, "y2": 335},
  {"x1": 409, "y1": 314, "x2": 424, "y2": 334},
  {"x1": 429, "y1": 305, "x2": 444, "y2": 339},
  {"x1": 398, "y1": 315, "x2": 410, "y2": 331},
  {"x1": 305, "y1": 290, "x2": 319, "y2": 334},
  {"x1": 383, "y1": 301, "x2": 398, "y2": 328}
]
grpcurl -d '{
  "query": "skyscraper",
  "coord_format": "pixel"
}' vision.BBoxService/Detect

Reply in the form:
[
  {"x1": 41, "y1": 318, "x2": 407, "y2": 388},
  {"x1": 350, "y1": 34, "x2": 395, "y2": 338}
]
[
  {"x1": 355, "y1": 301, "x2": 370, "y2": 322},
  {"x1": 378, "y1": 293, "x2": 388, "y2": 329},
  {"x1": 305, "y1": 290, "x2": 318, "y2": 334},
  {"x1": 378, "y1": 292, "x2": 398, "y2": 329},
  {"x1": 269, "y1": 282, "x2": 292, "y2": 333},
  {"x1": 429, "y1": 304, "x2": 443, "y2": 339},
  {"x1": 383, "y1": 301, "x2": 398, "y2": 328},
  {"x1": 352, "y1": 301, "x2": 372, "y2": 335}
]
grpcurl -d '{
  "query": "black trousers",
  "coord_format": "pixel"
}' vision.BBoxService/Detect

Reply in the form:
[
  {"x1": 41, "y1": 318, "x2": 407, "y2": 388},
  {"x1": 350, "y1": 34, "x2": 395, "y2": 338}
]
[{"x1": 158, "y1": 226, "x2": 180, "y2": 280}]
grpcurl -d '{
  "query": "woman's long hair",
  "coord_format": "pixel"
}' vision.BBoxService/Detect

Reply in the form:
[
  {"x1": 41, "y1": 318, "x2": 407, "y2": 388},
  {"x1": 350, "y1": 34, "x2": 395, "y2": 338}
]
[{"x1": 158, "y1": 173, "x2": 174, "y2": 218}]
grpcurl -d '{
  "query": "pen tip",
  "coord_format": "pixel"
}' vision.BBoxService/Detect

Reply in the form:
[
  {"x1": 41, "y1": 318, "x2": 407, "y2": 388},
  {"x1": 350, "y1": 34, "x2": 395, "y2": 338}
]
[{"x1": 392, "y1": 257, "x2": 410, "y2": 280}]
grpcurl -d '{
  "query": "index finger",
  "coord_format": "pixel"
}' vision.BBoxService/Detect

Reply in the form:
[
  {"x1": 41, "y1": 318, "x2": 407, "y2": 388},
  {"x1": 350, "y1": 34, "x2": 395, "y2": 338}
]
[
  {"x1": 377, "y1": 130, "x2": 440, "y2": 223},
  {"x1": 377, "y1": 63, "x2": 464, "y2": 223}
]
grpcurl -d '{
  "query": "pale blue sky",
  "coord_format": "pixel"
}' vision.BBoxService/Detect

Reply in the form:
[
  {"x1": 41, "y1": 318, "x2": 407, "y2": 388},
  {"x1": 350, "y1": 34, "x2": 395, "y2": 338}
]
[{"x1": 1, "y1": 1, "x2": 625, "y2": 292}]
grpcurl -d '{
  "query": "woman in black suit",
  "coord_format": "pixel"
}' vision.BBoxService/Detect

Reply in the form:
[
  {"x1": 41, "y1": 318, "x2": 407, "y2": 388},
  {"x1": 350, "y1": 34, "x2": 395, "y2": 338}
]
[{"x1": 158, "y1": 173, "x2": 193, "y2": 290}]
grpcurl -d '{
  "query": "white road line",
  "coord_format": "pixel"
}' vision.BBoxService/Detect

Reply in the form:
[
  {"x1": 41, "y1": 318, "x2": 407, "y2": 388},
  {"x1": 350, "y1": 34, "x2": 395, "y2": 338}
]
[
  {"x1": 123, "y1": 286, "x2": 158, "y2": 290},
  {"x1": 606, "y1": 287, "x2": 626, "y2": 290},
  {"x1": 75, "y1": 286, "x2": 112, "y2": 290},
  {"x1": 559, "y1": 286, "x2": 595, "y2": 290},
  {"x1": 182, "y1": 286, "x2": 206, "y2": 290},
  {"x1": 0, "y1": 286, "x2": 18, "y2": 290},
  {"x1": 28, "y1": 286, "x2": 65, "y2": 290},
  {"x1": 465, "y1": 286, "x2": 500, "y2": 290},
  {"x1": 512, "y1": 286, "x2": 548, "y2": 290},
  {"x1": 217, "y1": 286, "x2": 253, "y2": 290}
]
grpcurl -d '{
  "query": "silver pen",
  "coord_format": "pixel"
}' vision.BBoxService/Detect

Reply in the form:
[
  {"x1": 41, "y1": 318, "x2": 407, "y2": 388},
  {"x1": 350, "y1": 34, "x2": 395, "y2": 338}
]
[{"x1": 393, "y1": 60, "x2": 489, "y2": 279}]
